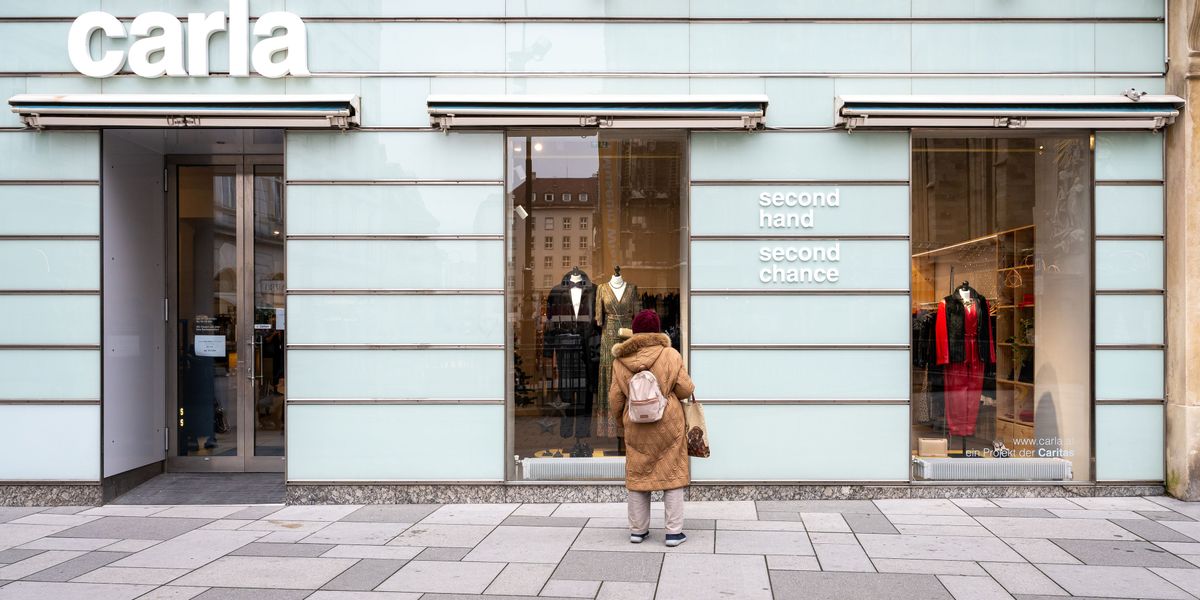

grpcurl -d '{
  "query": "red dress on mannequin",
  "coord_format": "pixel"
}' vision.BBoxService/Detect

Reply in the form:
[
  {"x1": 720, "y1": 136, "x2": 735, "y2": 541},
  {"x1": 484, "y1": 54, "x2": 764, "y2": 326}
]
[{"x1": 935, "y1": 298, "x2": 994, "y2": 437}]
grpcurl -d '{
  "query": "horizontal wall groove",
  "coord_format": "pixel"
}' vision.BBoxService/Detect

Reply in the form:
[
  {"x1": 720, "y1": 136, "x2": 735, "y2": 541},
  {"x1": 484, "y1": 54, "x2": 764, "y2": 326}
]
[
  {"x1": 0, "y1": 180, "x2": 100, "y2": 185},
  {"x1": 288, "y1": 344, "x2": 503, "y2": 350},
  {"x1": 1094, "y1": 180, "x2": 1165, "y2": 186},
  {"x1": 691, "y1": 180, "x2": 910, "y2": 186},
  {"x1": 690, "y1": 289, "x2": 910, "y2": 296},
  {"x1": 287, "y1": 399, "x2": 503, "y2": 405},
  {"x1": 0, "y1": 345, "x2": 99, "y2": 350},
  {"x1": 0, "y1": 72, "x2": 1168, "y2": 79},
  {"x1": 287, "y1": 288, "x2": 503, "y2": 295},
  {"x1": 1095, "y1": 399, "x2": 1165, "y2": 405},
  {"x1": 692, "y1": 344, "x2": 908, "y2": 350},
  {"x1": 287, "y1": 234, "x2": 503, "y2": 241},
  {"x1": 0, "y1": 235, "x2": 99, "y2": 241},
  {"x1": 1094, "y1": 289, "x2": 1165, "y2": 295},
  {"x1": 0, "y1": 17, "x2": 1163, "y2": 24},
  {"x1": 0, "y1": 290, "x2": 99, "y2": 295},
  {"x1": 1095, "y1": 344, "x2": 1166, "y2": 350},
  {"x1": 1094, "y1": 235, "x2": 1165, "y2": 241},
  {"x1": 691, "y1": 235, "x2": 909, "y2": 241},
  {"x1": 287, "y1": 179, "x2": 504, "y2": 186},
  {"x1": 700, "y1": 399, "x2": 908, "y2": 405},
  {"x1": 0, "y1": 400, "x2": 99, "y2": 405}
]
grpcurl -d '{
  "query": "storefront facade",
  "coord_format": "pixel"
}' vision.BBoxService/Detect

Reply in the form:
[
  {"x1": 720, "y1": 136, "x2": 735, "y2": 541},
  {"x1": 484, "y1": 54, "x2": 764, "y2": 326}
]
[{"x1": 0, "y1": 2, "x2": 1179, "y2": 504}]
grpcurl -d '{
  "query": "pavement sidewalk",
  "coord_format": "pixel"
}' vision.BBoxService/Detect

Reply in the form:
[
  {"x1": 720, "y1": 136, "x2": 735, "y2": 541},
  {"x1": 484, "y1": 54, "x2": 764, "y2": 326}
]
[{"x1": 1, "y1": 496, "x2": 1200, "y2": 599}]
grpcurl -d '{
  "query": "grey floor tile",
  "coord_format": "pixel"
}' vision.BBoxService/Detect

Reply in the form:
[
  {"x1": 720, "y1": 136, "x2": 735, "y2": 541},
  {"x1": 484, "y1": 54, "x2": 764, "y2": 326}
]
[
  {"x1": 962, "y1": 507, "x2": 1055, "y2": 519},
  {"x1": 321, "y1": 558, "x2": 406, "y2": 591},
  {"x1": 758, "y1": 500, "x2": 882, "y2": 514},
  {"x1": 670, "y1": 501, "x2": 757, "y2": 521},
  {"x1": 228, "y1": 542, "x2": 334, "y2": 558},
  {"x1": 226, "y1": 506, "x2": 284, "y2": 520},
  {"x1": 342, "y1": 505, "x2": 442, "y2": 524},
  {"x1": 771, "y1": 571, "x2": 953, "y2": 600},
  {"x1": 420, "y1": 595, "x2": 580, "y2": 600},
  {"x1": 717, "y1": 520, "x2": 806, "y2": 532},
  {"x1": 845, "y1": 513, "x2": 899, "y2": 535},
  {"x1": 376, "y1": 560, "x2": 506, "y2": 594},
  {"x1": 500, "y1": 516, "x2": 590, "y2": 528},
  {"x1": 1039, "y1": 564, "x2": 1192, "y2": 599},
  {"x1": 0, "y1": 550, "x2": 42, "y2": 565},
  {"x1": 801, "y1": 513, "x2": 851, "y2": 533},
  {"x1": 758, "y1": 512, "x2": 804, "y2": 522},
  {"x1": 22, "y1": 550, "x2": 127, "y2": 582},
  {"x1": 1001, "y1": 539, "x2": 1081, "y2": 565},
  {"x1": 658, "y1": 554, "x2": 771, "y2": 600},
  {"x1": 321, "y1": 545, "x2": 422, "y2": 561},
  {"x1": 421, "y1": 504, "x2": 520, "y2": 526},
  {"x1": 1140, "y1": 511, "x2": 1196, "y2": 522},
  {"x1": 173, "y1": 556, "x2": 358, "y2": 590},
  {"x1": 18, "y1": 537, "x2": 119, "y2": 551},
  {"x1": 541, "y1": 579, "x2": 600, "y2": 598},
  {"x1": 980, "y1": 562, "x2": 1067, "y2": 596},
  {"x1": 0, "y1": 581, "x2": 157, "y2": 599},
  {"x1": 308, "y1": 592, "x2": 422, "y2": 600},
  {"x1": 34, "y1": 507, "x2": 90, "y2": 516},
  {"x1": 262, "y1": 506, "x2": 363, "y2": 523},
  {"x1": 1012, "y1": 596, "x2": 1129, "y2": 600},
  {"x1": 388, "y1": 524, "x2": 494, "y2": 548},
  {"x1": 0, "y1": 524, "x2": 72, "y2": 550},
  {"x1": 1112, "y1": 519, "x2": 1197, "y2": 543},
  {"x1": 875, "y1": 500, "x2": 967, "y2": 517},
  {"x1": 136, "y1": 586, "x2": 209, "y2": 600},
  {"x1": 814, "y1": 542, "x2": 875, "y2": 572},
  {"x1": 463, "y1": 525, "x2": 580, "y2": 564},
  {"x1": 766, "y1": 555, "x2": 822, "y2": 571},
  {"x1": 0, "y1": 551, "x2": 85, "y2": 580},
  {"x1": 872, "y1": 559, "x2": 987, "y2": 576},
  {"x1": 0, "y1": 510, "x2": 44, "y2": 524},
  {"x1": 1149, "y1": 567, "x2": 1200, "y2": 597},
  {"x1": 413, "y1": 547, "x2": 470, "y2": 561},
  {"x1": 596, "y1": 581, "x2": 656, "y2": 600},
  {"x1": 113, "y1": 530, "x2": 264, "y2": 569},
  {"x1": 858, "y1": 534, "x2": 1023, "y2": 563},
  {"x1": 552, "y1": 550, "x2": 661, "y2": 583},
  {"x1": 484, "y1": 563, "x2": 556, "y2": 595},
  {"x1": 50, "y1": 517, "x2": 211, "y2": 541},
  {"x1": 975, "y1": 517, "x2": 1140, "y2": 541},
  {"x1": 300, "y1": 522, "x2": 410, "y2": 545},
  {"x1": 1051, "y1": 539, "x2": 1195, "y2": 568},
  {"x1": 937, "y1": 575, "x2": 1016, "y2": 600},
  {"x1": 570, "y1": 528, "x2": 714, "y2": 554},
  {"x1": 193, "y1": 589, "x2": 311, "y2": 600},
  {"x1": 1068, "y1": 497, "x2": 1163, "y2": 512},
  {"x1": 72, "y1": 566, "x2": 191, "y2": 585},
  {"x1": 1164, "y1": 521, "x2": 1200, "y2": 542},
  {"x1": 716, "y1": 530, "x2": 813, "y2": 556}
]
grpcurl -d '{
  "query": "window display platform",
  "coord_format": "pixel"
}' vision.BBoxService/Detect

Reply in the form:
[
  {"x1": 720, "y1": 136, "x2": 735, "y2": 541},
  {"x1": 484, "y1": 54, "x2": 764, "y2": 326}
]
[{"x1": 913, "y1": 457, "x2": 1073, "y2": 481}]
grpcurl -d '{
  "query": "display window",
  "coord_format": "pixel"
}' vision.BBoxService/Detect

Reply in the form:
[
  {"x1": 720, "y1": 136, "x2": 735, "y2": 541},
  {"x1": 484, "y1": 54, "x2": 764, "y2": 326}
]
[
  {"x1": 508, "y1": 131, "x2": 686, "y2": 480},
  {"x1": 910, "y1": 133, "x2": 1093, "y2": 482}
]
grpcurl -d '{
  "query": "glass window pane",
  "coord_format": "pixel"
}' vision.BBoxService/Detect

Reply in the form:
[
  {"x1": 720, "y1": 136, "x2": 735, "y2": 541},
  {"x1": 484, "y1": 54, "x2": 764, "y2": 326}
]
[
  {"x1": 910, "y1": 134, "x2": 1093, "y2": 481},
  {"x1": 286, "y1": 131, "x2": 502, "y2": 181},
  {"x1": 1095, "y1": 404, "x2": 1164, "y2": 481},
  {"x1": 0, "y1": 240, "x2": 99, "y2": 290},
  {"x1": 1095, "y1": 132, "x2": 1163, "y2": 181},
  {"x1": 1095, "y1": 185, "x2": 1163, "y2": 236},
  {"x1": 0, "y1": 295, "x2": 99, "y2": 345},
  {"x1": 691, "y1": 131, "x2": 909, "y2": 181},
  {"x1": 1095, "y1": 295, "x2": 1163, "y2": 346},
  {"x1": 287, "y1": 185, "x2": 503, "y2": 236},
  {"x1": 288, "y1": 349, "x2": 503, "y2": 400},
  {"x1": 1096, "y1": 240, "x2": 1164, "y2": 290},
  {"x1": 287, "y1": 240, "x2": 503, "y2": 290},
  {"x1": 0, "y1": 405, "x2": 99, "y2": 480},
  {"x1": 0, "y1": 132, "x2": 99, "y2": 180},
  {"x1": 692, "y1": 349, "x2": 909, "y2": 400},
  {"x1": 288, "y1": 295, "x2": 503, "y2": 345},
  {"x1": 0, "y1": 185, "x2": 99, "y2": 236},
  {"x1": 508, "y1": 131, "x2": 684, "y2": 478},
  {"x1": 1096, "y1": 349, "x2": 1164, "y2": 400},
  {"x1": 692, "y1": 295, "x2": 909, "y2": 345},
  {"x1": 0, "y1": 349, "x2": 99, "y2": 400}
]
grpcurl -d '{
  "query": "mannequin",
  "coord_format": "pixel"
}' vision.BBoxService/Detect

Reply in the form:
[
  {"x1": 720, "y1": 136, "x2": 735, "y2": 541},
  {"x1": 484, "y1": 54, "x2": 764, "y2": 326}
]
[
  {"x1": 935, "y1": 281, "x2": 995, "y2": 453},
  {"x1": 595, "y1": 265, "x2": 639, "y2": 440},
  {"x1": 545, "y1": 267, "x2": 599, "y2": 457}
]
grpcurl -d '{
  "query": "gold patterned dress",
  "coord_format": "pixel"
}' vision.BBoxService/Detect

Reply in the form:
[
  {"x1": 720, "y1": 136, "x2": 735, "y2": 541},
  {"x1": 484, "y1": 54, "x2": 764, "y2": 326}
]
[{"x1": 595, "y1": 280, "x2": 639, "y2": 438}]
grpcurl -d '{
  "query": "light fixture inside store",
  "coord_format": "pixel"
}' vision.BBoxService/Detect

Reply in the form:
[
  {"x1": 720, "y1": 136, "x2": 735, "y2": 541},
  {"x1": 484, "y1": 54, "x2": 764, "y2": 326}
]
[{"x1": 534, "y1": 142, "x2": 543, "y2": 152}]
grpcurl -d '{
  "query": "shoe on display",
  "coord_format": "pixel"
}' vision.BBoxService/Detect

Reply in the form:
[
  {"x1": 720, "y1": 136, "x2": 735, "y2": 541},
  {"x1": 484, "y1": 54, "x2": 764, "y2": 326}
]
[
  {"x1": 665, "y1": 532, "x2": 687, "y2": 547},
  {"x1": 630, "y1": 531, "x2": 649, "y2": 544}
]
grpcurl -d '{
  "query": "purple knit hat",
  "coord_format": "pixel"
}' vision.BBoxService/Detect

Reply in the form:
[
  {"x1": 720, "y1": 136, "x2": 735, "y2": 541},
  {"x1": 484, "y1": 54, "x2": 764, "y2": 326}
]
[{"x1": 631, "y1": 309, "x2": 661, "y2": 334}]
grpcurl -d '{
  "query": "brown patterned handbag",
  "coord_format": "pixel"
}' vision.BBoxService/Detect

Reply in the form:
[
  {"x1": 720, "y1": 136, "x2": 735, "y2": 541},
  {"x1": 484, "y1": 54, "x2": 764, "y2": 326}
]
[{"x1": 682, "y1": 396, "x2": 711, "y2": 458}]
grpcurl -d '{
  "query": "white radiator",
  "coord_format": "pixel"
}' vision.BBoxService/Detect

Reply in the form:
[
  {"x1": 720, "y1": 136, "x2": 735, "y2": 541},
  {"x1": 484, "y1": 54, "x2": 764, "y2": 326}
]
[
  {"x1": 521, "y1": 457, "x2": 626, "y2": 481},
  {"x1": 913, "y1": 457, "x2": 1073, "y2": 481}
]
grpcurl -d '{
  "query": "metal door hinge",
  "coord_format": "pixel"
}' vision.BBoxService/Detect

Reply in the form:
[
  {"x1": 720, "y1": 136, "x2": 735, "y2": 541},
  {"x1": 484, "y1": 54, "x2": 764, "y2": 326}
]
[
  {"x1": 163, "y1": 298, "x2": 169, "y2": 322},
  {"x1": 163, "y1": 428, "x2": 169, "y2": 452}
]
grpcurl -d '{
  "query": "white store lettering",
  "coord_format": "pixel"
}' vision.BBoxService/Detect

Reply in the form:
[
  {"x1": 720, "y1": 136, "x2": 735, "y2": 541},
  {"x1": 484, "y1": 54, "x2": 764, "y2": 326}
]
[
  {"x1": 68, "y1": 0, "x2": 309, "y2": 79},
  {"x1": 758, "y1": 243, "x2": 842, "y2": 284},
  {"x1": 758, "y1": 188, "x2": 840, "y2": 230}
]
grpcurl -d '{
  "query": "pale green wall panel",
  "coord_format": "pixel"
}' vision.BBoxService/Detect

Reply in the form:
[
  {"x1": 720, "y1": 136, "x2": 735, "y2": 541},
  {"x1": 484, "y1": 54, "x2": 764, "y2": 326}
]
[
  {"x1": 0, "y1": 133, "x2": 99, "y2": 181},
  {"x1": 1095, "y1": 132, "x2": 1164, "y2": 181},
  {"x1": 913, "y1": 24, "x2": 1094, "y2": 73},
  {"x1": 0, "y1": 24, "x2": 73, "y2": 72},
  {"x1": 1096, "y1": 349, "x2": 1164, "y2": 400},
  {"x1": 506, "y1": 23, "x2": 689, "y2": 73},
  {"x1": 690, "y1": 350, "x2": 909, "y2": 400},
  {"x1": 0, "y1": 240, "x2": 99, "y2": 290},
  {"x1": 692, "y1": 295, "x2": 909, "y2": 346},
  {"x1": 691, "y1": 132, "x2": 909, "y2": 181},
  {"x1": 690, "y1": 1, "x2": 908, "y2": 17},
  {"x1": 1096, "y1": 24, "x2": 1166, "y2": 73},
  {"x1": 0, "y1": 405, "x2": 99, "y2": 481},
  {"x1": 288, "y1": 404, "x2": 504, "y2": 481},
  {"x1": 287, "y1": 185, "x2": 503, "y2": 236},
  {"x1": 288, "y1": 295, "x2": 503, "y2": 345},
  {"x1": 1095, "y1": 295, "x2": 1163, "y2": 346},
  {"x1": 0, "y1": 185, "x2": 99, "y2": 236},
  {"x1": 691, "y1": 240, "x2": 910, "y2": 291},
  {"x1": 287, "y1": 240, "x2": 503, "y2": 290},
  {"x1": 1095, "y1": 240, "x2": 1164, "y2": 291},
  {"x1": 690, "y1": 404, "x2": 909, "y2": 481},
  {"x1": 286, "y1": 132, "x2": 503, "y2": 181},
  {"x1": 0, "y1": 295, "x2": 99, "y2": 345},
  {"x1": 1096, "y1": 404, "x2": 1164, "y2": 481},
  {"x1": 283, "y1": 0, "x2": 499, "y2": 17},
  {"x1": 306, "y1": 23, "x2": 505, "y2": 73},
  {"x1": 1095, "y1": 186, "x2": 1163, "y2": 236},
  {"x1": 0, "y1": 350, "x2": 99, "y2": 400},
  {"x1": 691, "y1": 185, "x2": 908, "y2": 237},
  {"x1": 506, "y1": 0, "x2": 687, "y2": 17},
  {"x1": 912, "y1": 0, "x2": 1162, "y2": 18},
  {"x1": 762, "y1": 79, "x2": 837, "y2": 127},
  {"x1": 505, "y1": 77, "x2": 688, "y2": 95},
  {"x1": 287, "y1": 349, "x2": 503, "y2": 400},
  {"x1": 691, "y1": 24, "x2": 910, "y2": 73}
]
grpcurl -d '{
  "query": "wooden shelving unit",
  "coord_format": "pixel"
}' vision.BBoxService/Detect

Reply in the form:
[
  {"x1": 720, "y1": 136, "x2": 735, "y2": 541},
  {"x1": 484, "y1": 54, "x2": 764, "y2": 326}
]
[{"x1": 994, "y1": 225, "x2": 1035, "y2": 454}]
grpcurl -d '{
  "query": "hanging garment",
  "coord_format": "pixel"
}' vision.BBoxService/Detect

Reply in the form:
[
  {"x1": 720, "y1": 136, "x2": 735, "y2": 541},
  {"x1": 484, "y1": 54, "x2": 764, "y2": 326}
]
[
  {"x1": 595, "y1": 280, "x2": 639, "y2": 438},
  {"x1": 935, "y1": 295, "x2": 995, "y2": 437},
  {"x1": 545, "y1": 272, "x2": 600, "y2": 439}
]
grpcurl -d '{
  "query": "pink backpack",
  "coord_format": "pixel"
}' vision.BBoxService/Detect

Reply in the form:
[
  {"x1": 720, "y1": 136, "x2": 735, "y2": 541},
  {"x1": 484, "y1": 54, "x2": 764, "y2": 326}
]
[{"x1": 627, "y1": 370, "x2": 668, "y2": 423}]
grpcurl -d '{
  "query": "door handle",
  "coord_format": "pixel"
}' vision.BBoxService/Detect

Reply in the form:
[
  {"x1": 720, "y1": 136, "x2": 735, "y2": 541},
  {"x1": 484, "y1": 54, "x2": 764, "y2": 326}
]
[{"x1": 246, "y1": 338, "x2": 256, "y2": 381}]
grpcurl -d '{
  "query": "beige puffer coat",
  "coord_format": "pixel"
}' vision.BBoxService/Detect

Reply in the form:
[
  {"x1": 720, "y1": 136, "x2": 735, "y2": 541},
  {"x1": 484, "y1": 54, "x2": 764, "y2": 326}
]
[{"x1": 608, "y1": 333, "x2": 695, "y2": 492}]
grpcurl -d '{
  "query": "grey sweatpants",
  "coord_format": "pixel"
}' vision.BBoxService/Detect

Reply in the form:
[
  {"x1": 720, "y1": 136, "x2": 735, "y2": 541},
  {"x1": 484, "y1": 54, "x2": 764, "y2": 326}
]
[{"x1": 628, "y1": 488, "x2": 686, "y2": 534}]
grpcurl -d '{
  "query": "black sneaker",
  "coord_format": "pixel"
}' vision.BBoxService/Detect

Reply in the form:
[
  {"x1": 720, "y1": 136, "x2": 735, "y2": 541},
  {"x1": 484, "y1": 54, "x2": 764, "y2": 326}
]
[
  {"x1": 665, "y1": 532, "x2": 687, "y2": 547},
  {"x1": 630, "y1": 531, "x2": 649, "y2": 544}
]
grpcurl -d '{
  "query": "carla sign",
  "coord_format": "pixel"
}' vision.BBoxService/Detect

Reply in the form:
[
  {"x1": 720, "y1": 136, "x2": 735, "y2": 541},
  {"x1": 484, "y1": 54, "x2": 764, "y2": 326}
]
[{"x1": 68, "y1": 0, "x2": 309, "y2": 79}]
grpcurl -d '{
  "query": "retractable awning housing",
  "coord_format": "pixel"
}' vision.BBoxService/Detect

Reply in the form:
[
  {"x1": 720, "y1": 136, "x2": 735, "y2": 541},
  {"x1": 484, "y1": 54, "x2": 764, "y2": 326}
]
[
  {"x1": 428, "y1": 95, "x2": 768, "y2": 130},
  {"x1": 8, "y1": 94, "x2": 360, "y2": 129},
  {"x1": 836, "y1": 94, "x2": 1184, "y2": 131}
]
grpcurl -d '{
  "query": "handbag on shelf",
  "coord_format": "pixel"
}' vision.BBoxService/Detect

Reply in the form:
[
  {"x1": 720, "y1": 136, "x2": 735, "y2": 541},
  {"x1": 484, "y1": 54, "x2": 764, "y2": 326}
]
[{"x1": 681, "y1": 395, "x2": 711, "y2": 458}]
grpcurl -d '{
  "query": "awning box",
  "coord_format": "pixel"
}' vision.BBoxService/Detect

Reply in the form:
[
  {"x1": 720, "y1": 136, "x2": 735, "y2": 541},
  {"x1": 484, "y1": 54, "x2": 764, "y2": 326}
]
[
  {"x1": 837, "y1": 94, "x2": 1184, "y2": 131},
  {"x1": 8, "y1": 94, "x2": 360, "y2": 129},
  {"x1": 428, "y1": 94, "x2": 768, "y2": 130}
]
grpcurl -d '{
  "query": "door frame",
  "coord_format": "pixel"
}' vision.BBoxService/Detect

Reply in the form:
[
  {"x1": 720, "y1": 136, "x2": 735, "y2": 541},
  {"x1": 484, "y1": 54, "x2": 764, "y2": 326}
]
[{"x1": 165, "y1": 154, "x2": 286, "y2": 473}]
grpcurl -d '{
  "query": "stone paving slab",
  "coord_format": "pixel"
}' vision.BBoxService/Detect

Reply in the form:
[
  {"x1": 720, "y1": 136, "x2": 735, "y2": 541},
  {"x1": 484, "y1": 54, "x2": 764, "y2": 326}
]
[{"x1": 0, "y1": 496, "x2": 1199, "y2": 599}]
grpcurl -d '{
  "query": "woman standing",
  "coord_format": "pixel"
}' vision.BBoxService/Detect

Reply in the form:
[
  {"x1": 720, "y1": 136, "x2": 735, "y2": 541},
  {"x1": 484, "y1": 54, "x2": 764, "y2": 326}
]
[{"x1": 608, "y1": 309, "x2": 694, "y2": 547}]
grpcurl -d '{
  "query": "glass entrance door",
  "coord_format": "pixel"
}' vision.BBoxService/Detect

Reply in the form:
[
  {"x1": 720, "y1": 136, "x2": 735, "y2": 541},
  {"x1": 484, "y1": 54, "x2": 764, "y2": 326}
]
[{"x1": 168, "y1": 155, "x2": 285, "y2": 472}]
